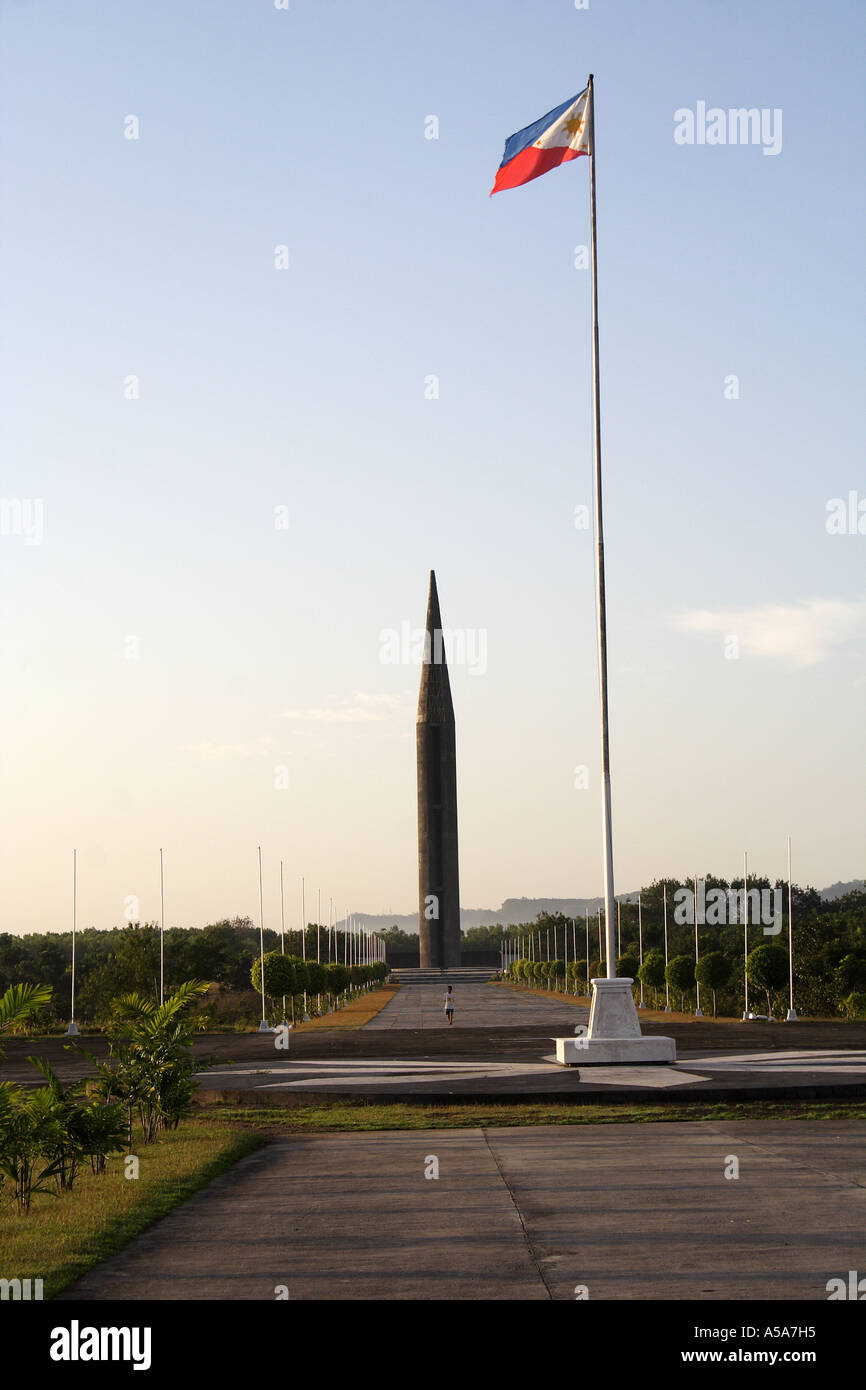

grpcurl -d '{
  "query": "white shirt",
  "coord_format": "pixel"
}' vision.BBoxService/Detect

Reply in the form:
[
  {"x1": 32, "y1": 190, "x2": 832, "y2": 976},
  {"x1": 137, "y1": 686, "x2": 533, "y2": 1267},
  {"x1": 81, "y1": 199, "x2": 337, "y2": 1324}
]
[{"x1": 444, "y1": 992, "x2": 454, "y2": 1010}]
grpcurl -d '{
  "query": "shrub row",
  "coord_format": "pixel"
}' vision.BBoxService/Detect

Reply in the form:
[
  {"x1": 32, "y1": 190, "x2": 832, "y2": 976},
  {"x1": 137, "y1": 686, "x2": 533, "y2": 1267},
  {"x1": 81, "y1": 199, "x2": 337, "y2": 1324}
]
[
  {"x1": 251, "y1": 955, "x2": 389, "y2": 1020},
  {"x1": 0, "y1": 981, "x2": 206, "y2": 1214}
]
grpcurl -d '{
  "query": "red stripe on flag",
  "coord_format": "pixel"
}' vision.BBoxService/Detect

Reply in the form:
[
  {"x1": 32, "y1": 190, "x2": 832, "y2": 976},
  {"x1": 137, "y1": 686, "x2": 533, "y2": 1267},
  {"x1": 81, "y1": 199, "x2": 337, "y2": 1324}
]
[{"x1": 490, "y1": 143, "x2": 586, "y2": 196}]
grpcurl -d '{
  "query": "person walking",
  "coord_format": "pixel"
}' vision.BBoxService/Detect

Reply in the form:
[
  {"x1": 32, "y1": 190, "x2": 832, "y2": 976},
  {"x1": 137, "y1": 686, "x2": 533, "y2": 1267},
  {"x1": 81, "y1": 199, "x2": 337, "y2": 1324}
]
[{"x1": 444, "y1": 984, "x2": 455, "y2": 1025}]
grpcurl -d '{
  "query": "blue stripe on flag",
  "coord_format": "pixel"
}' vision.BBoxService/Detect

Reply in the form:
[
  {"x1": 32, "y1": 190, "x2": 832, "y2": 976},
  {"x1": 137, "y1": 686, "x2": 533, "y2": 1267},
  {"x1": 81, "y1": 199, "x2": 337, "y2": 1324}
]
[{"x1": 498, "y1": 91, "x2": 584, "y2": 169}]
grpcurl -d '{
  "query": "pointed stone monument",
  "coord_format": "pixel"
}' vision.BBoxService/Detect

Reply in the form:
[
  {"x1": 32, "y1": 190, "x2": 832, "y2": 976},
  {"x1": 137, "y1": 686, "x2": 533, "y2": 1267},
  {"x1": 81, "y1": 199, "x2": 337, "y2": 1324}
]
[{"x1": 416, "y1": 571, "x2": 462, "y2": 969}]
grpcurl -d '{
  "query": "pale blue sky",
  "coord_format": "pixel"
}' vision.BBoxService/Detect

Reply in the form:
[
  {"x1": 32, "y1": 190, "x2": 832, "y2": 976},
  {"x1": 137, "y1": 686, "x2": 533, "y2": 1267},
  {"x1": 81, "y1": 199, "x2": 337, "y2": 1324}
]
[{"x1": 1, "y1": 0, "x2": 863, "y2": 935}]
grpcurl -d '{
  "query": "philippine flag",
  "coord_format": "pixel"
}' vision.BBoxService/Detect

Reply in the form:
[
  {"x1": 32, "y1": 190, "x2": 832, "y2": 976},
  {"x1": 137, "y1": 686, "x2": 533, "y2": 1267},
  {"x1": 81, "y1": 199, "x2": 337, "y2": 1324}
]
[{"x1": 490, "y1": 87, "x2": 590, "y2": 195}]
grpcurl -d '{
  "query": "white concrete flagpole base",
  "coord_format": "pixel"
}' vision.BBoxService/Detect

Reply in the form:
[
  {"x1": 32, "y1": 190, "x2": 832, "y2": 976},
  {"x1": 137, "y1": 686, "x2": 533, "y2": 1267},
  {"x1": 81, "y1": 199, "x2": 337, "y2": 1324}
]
[
  {"x1": 695, "y1": 1008, "x2": 704, "y2": 1017},
  {"x1": 786, "y1": 1008, "x2": 798, "y2": 1021},
  {"x1": 258, "y1": 1019, "x2": 271, "y2": 1033},
  {"x1": 552, "y1": 978, "x2": 676, "y2": 1065},
  {"x1": 64, "y1": 1020, "x2": 79, "y2": 1037}
]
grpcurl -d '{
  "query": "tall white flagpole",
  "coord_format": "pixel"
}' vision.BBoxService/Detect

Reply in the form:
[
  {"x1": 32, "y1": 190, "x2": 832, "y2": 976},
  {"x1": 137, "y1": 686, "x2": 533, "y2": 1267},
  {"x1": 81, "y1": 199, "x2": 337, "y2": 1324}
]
[
  {"x1": 159, "y1": 847, "x2": 165, "y2": 1005},
  {"x1": 279, "y1": 858, "x2": 287, "y2": 1024},
  {"x1": 279, "y1": 859, "x2": 285, "y2": 955},
  {"x1": 663, "y1": 883, "x2": 671, "y2": 1011},
  {"x1": 65, "y1": 849, "x2": 79, "y2": 1036},
  {"x1": 693, "y1": 873, "x2": 703, "y2": 1016},
  {"x1": 786, "y1": 836, "x2": 797, "y2": 1021},
  {"x1": 638, "y1": 891, "x2": 644, "y2": 1007},
  {"x1": 257, "y1": 847, "x2": 269, "y2": 1031},
  {"x1": 563, "y1": 916, "x2": 568, "y2": 992},
  {"x1": 742, "y1": 851, "x2": 750, "y2": 1019},
  {"x1": 317, "y1": 888, "x2": 321, "y2": 964},
  {"x1": 587, "y1": 73, "x2": 616, "y2": 983}
]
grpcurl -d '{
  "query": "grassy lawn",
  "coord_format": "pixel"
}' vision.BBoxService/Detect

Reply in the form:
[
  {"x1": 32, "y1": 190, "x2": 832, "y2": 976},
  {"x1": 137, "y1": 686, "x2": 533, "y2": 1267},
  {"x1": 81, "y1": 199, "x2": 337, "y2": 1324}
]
[
  {"x1": 198, "y1": 1096, "x2": 866, "y2": 1132},
  {"x1": 0, "y1": 1121, "x2": 265, "y2": 1298},
  {"x1": 287, "y1": 981, "x2": 400, "y2": 1030}
]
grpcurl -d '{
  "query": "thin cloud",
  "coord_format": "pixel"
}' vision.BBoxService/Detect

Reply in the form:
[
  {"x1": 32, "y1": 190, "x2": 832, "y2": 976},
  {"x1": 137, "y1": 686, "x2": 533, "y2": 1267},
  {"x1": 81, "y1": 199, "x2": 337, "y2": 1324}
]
[
  {"x1": 282, "y1": 692, "x2": 406, "y2": 724},
  {"x1": 675, "y1": 597, "x2": 866, "y2": 668},
  {"x1": 182, "y1": 736, "x2": 275, "y2": 759}
]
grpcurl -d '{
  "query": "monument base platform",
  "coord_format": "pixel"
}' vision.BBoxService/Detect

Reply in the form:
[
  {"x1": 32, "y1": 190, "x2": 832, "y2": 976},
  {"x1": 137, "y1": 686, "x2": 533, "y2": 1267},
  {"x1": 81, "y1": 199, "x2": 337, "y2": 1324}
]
[
  {"x1": 551, "y1": 1035, "x2": 677, "y2": 1066},
  {"x1": 550, "y1": 975, "x2": 678, "y2": 1066}
]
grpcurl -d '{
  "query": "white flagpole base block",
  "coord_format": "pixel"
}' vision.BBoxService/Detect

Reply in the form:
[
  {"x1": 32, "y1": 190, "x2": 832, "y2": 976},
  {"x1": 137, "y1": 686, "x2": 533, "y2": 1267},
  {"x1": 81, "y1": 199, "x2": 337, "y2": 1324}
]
[
  {"x1": 552, "y1": 977, "x2": 676, "y2": 1065},
  {"x1": 552, "y1": 1035, "x2": 676, "y2": 1065},
  {"x1": 258, "y1": 1019, "x2": 271, "y2": 1033},
  {"x1": 695, "y1": 1008, "x2": 704, "y2": 1017},
  {"x1": 786, "y1": 1008, "x2": 798, "y2": 1021},
  {"x1": 64, "y1": 1020, "x2": 79, "y2": 1037}
]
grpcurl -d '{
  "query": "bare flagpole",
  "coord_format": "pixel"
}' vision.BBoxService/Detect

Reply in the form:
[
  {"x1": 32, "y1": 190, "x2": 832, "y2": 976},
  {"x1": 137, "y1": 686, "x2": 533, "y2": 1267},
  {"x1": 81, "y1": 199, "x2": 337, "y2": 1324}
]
[
  {"x1": 159, "y1": 847, "x2": 165, "y2": 1005},
  {"x1": 786, "y1": 836, "x2": 797, "y2": 1021},
  {"x1": 65, "y1": 849, "x2": 79, "y2": 1036},
  {"x1": 587, "y1": 73, "x2": 616, "y2": 982},
  {"x1": 663, "y1": 883, "x2": 671, "y2": 1011},
  {"x1": 742, "y1": 851, "x2": 750, "y2": 1019},
  {"x1": 638, "y1": 891, "x2": 644, "y2": 1006},
  {"x1": 257, "y1": 846, "x2": 269, "y2": 1031},
  {"x1": 693, "y1": 872, "x2": 703, "y2": 1016},
  {"x1": 279, "y1": 857, "x2": 287, "y2": 1025}
]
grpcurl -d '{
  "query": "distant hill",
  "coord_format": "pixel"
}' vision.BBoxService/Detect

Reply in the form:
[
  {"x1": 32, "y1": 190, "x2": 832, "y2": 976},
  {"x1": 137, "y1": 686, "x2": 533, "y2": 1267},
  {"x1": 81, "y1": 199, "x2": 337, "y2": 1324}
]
[
  {"x1": 819, "y1": 880, "x2": 866, "y2": 901},
  {"x1": 346, "y1": 881, "x2": 863, "y2": 932},
  {"x1": 347, "y1": 896, "x2": 621, "y2": 933}
]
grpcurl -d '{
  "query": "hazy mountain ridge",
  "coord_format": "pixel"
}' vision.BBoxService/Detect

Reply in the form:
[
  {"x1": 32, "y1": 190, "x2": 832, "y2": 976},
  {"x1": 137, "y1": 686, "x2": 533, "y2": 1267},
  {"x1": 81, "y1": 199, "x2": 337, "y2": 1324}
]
[
  {"x1": 349, "y1": 881, "x2": 865, "y2": 932},
  {"x1": 819, "y1": 879, "x2": 866, "y2": 901}
]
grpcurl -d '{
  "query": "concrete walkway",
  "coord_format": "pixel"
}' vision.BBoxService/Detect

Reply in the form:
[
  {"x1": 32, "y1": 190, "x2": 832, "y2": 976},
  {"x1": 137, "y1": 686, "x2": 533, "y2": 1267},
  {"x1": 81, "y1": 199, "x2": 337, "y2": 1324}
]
[
  {"x1": 61, "y1": 1120, "x2": 866, "y2": 1301},
  {"x1": 365, "y1": 969, "x2": 583, "y2": 1030}
]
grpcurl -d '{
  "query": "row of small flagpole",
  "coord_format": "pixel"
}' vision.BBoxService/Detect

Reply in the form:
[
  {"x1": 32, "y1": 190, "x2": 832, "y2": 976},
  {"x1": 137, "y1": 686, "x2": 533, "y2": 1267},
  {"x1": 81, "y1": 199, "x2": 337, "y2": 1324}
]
[
  {"x1": 501, "y1": 839, "x2": 798, "y2": 1021},
  {"x1": 65, "y1": 847, "x2": 385, "y2": 1035}
]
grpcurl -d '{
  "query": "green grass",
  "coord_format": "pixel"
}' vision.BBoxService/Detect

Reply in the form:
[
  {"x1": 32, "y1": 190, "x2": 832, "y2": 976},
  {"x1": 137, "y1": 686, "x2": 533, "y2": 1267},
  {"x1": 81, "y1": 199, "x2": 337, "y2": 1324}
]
[
  {"x1": 197, "y1": 1096, "x2": 866, "y2": 1132},
  {"x1": 3, "y1": 1098, "x2": 862, "y2": 1300},
  {"x1": 0, "y1": 1120, "x2": 265, "y2": 1298}
]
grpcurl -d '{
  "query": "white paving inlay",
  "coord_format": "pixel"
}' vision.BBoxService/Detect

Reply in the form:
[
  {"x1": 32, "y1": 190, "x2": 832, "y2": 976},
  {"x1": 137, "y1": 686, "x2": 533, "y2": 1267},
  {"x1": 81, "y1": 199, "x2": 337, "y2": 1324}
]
[{"x1": 195, "y1": 1049, "x2": 866, "y2": 1091}]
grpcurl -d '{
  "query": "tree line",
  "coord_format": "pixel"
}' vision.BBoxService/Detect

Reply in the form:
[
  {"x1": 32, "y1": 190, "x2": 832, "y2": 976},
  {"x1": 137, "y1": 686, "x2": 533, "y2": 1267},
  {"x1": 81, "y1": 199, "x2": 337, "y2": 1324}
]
[
  {"x1": 0, "y1": 920, "x2": 381, "y2": 1025},
  {"x1": 501, "y1": 880, "x2": 866, "y2": 1018}
]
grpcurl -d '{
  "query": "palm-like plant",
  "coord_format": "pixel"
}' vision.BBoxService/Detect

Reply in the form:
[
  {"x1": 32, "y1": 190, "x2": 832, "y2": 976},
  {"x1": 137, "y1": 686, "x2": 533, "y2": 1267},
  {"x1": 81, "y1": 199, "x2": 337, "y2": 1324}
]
[
  {"x1": 83, "y1": 981, "x2": 208, "y2": 1144},
  {"x1": 0, "y1": 983, "x2": 54, "y2": 1060},
  {"x1": 0, "y1": 1085, "x2": 64, "y2": 1213},
  {"x1": 74, "y1": 1098, "x2": 128, "y2": 1175},
  {"x1": 26, "y1": 1056, "x2": 87, "y2": 1192}
]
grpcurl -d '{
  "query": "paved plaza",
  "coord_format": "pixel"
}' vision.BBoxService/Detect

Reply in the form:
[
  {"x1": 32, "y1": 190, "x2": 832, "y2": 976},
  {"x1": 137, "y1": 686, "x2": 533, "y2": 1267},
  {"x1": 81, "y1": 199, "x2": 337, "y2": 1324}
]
[
  {"x1": 363, "y1": 968, "x2": 582, "y2": 1029},
  {"x1": 191, "y1": 971, "x2": 866, "y2": 1101},
  {"x1": 47, "y1": 971, "x2": 866, "y2": 1302},
  {"x1": 61, "y1": 1120, "x2": 866, "y2": 1301}
]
